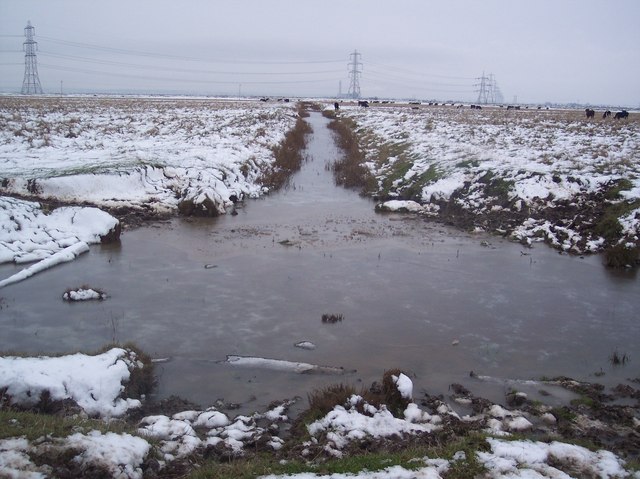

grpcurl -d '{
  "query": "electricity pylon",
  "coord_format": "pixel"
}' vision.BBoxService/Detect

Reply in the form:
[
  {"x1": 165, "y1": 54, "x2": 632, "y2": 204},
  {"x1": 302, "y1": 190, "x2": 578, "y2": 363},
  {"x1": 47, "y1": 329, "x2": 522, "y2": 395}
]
[
  {"x1": 347, "y1": 50, "x2": 362, "y2": 99},
  {"x1": 21, "y1": 21, "x2": 43, "y2": 95}
]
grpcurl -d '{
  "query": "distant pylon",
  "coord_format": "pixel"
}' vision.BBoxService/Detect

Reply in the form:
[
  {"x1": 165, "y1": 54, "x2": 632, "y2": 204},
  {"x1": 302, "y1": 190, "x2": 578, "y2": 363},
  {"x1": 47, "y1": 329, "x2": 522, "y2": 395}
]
[
  {"x1": 21, "y1": 21, "x2": 43, "y2": 95},
  {"x1": 347, "y1": 50, "x2": 362, "y2": 99},
  {"x1": 475, "y1": 72, "x2": 497, "y2": 104}
]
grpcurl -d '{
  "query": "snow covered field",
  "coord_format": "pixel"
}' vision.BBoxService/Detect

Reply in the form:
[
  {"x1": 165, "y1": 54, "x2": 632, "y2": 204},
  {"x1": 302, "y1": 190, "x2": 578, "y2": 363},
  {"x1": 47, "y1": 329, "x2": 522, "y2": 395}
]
[
  {"x1": 0, "y1": 348, "x2": 637, "y2": 478},
  {"x1": 0, "y1": 96, "x2": 298, "y2": 215},
  {"x1": 338, "y1": 104, "x2": 640, "y2": 253}
]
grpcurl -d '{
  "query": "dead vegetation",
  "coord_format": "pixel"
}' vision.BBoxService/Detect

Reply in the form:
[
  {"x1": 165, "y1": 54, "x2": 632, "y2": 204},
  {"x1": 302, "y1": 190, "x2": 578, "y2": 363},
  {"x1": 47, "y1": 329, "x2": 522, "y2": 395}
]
[
  {"x1": 326, "y1": 115, "x2": 376, "y2": 192},
  {"x1": 259, "y1": 103, "x2": 313, "y2": 190}
]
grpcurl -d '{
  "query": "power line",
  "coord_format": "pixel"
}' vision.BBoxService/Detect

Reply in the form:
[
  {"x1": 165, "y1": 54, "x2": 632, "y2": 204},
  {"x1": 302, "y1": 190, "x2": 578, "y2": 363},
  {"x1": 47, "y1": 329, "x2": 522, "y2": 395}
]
[
  {"x1": 37, "y1": 35, "x2": 344, "y2": 65},
  {"x1": 38, "y1": 63, "x2": 337, "y2": 85},
  {"x1": 366, "y1": 60, "x2": 475, "y2": 80},
  {"x1": 364, "y1": 68, "x2": 472, "y2": 88},
  {"x1": 38, "y1": 51, "x2": 343, "y2": 76}
]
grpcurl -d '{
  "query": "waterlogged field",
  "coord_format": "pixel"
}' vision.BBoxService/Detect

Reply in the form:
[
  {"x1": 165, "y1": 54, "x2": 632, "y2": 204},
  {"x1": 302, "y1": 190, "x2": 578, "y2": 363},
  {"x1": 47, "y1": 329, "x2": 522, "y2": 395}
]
[
  {"x1": 0, "y1": 96, "x2": 298, "y2": 215},
  {"x1": 337, "y1": 104, "x2": 640, "y2": 254}
]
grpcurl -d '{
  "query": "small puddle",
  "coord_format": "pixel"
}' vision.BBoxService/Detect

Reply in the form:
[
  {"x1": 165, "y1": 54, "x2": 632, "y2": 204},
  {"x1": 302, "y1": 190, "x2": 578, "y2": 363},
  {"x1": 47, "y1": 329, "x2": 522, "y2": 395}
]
[{"x1": 1, "y1": 112, "x2": 638, "y2": 415}]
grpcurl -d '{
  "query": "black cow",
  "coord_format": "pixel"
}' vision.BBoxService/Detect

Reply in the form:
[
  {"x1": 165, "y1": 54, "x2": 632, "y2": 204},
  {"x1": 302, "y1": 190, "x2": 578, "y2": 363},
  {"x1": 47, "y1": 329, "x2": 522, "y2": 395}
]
[
  {"x1": 602, "y1": 110, "x2": 612, "y2": 119},
  {"x1": 334, "y1": 102, "x2": 339, "y2": 111},
  {"x1": 614, "y1": 110, "x2": 629, "y2": 120},
  {"x1": 358, "y1": 100, "x2": 369, "y2": 108},
  {"x1": 585, "y1": 108, "x2": 595, "y2": 119}
]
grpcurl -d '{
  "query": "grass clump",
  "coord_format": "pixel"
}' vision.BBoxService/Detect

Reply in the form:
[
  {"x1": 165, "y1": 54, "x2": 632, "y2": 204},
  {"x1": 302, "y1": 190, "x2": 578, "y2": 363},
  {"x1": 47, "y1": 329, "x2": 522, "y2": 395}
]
[
  {"x1": 609, "y1": 350, "x2": 630, "y2": 366},
  {"x1": 604, "y1": 178, "x2": 634, "y2": 201},
  {"x1": 0, "y1": 408, "x2": 132, "y2": 442},
  {"x1": 478, "y1": 170, "x2": 514, "y2": 201},
  {"x1": 603, "y1": 244, "x2": 639, "y2": 268},
  {"x1": 321, "y1": 313, "x2": 344, "y2": 324}
]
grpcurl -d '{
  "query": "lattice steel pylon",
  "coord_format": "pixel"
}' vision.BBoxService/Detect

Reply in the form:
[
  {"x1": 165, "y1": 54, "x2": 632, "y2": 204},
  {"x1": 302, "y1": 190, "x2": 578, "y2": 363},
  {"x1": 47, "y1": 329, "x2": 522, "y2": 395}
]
[
  {"x1": 21, "y1": 21, "x2": 43, "y2": 95},
  {"x1": 347, "y1": 50, "x2": 362, "y2": 99},
  {"x1": 475, "y1": 72, "x2": 496, "y2": 104}
]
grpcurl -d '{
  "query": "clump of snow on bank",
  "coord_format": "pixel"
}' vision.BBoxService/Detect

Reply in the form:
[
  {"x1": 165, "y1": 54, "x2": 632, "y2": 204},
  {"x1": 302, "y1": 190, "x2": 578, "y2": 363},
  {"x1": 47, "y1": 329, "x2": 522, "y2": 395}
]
[
  {"x1": 65, "y1": 431, "x2": 150, "y2": 479},
  {"x1": 0, "y1": 347, "x2": 143, "y2": 417},
  {"x1": 307, "y1": 394, "x2": 440, "y2": 457},
  {"x1": 377, "y1": 200, "x2": 423, "y2": 213},
  {"x1": 0, "y1": 437, "x2": 45, "y2": 479},
  {"x1": 393, "y1": 373, "x2": 413, "y2": 399},
  {"x1": 138, "y1": 400, "x2": 294, "y2": 461},
  {"x1": 478, "y1": 437, "x2": 629, "y2": 478},
  {"x1": 0, "y1": 433, "x2": 150, "y2": 479}
]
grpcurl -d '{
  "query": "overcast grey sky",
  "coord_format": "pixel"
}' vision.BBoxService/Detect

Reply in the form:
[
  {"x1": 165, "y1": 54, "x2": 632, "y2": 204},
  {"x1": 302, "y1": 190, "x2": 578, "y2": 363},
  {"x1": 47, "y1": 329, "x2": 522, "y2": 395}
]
[{"x1": 1, "y1": 0, "x2": 639, "y2": 106}]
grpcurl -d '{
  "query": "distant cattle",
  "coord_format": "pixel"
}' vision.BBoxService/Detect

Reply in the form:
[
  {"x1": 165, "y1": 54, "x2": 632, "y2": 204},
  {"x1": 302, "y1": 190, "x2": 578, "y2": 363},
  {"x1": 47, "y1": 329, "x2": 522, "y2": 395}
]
[
  {"x1": 585, "y1": 108, "x2": 595, "y2": 119},
  {"x1": 358, "y1": 100, "x2": 369, "y2": 108},
  {"x1": 614, "y1": 110, "x2": 629, "y2": 120},
  {"x1": 507, "y1": 105, "x2": 521, "y2": 110},
  {"x1": 470, "y1": 104, "x2": 482, "y2": 110},
  {"x1": 602, "y1": 110, "x2": 612, "y2": 119}
]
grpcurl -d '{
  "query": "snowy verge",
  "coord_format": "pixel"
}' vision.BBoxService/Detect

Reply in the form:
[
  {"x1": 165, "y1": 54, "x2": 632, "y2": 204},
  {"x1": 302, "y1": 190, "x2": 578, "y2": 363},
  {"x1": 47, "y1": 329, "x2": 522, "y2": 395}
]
[{"x1": 0, "y1": 347, "x2": 144, "y2": 417}]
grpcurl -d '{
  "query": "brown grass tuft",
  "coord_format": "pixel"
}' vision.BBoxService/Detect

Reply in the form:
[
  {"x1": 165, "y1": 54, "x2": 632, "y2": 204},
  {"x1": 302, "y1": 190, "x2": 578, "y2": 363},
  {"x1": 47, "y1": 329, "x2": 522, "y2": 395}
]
[
  {"x1": 327, "y1": 117, "x2": 375, "y2": 192},
  {"x1": 260, "y1": 107, "x2": 312, "y2": 190}
]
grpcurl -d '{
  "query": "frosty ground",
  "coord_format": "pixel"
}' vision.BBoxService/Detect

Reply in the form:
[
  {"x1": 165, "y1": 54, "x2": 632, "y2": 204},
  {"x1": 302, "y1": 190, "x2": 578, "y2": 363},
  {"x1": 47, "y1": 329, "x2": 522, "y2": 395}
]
[{"x1": 1, "y1": 97, "x2": 639, "y2": 477}]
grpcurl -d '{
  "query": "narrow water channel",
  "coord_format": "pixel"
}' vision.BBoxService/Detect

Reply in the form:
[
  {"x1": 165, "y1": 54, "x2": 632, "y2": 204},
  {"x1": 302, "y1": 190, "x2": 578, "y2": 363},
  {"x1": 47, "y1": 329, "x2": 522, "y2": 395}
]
[{"x1": 1, "y1": 112, "x2": 638, "y2": 414}]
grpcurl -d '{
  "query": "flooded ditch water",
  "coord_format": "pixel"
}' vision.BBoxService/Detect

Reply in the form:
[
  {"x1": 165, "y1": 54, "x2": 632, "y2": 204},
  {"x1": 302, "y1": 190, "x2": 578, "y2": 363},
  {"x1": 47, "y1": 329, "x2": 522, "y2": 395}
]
[{"x1": 1, "y1": 112, "x2": 638, "y2": 415}]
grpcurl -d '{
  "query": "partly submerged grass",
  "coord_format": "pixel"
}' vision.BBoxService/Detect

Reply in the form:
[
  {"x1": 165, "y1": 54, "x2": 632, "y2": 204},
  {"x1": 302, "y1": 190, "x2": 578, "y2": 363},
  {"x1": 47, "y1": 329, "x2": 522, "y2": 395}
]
[
  {"x1": 260, "y1": 106, "x2": 312, "y2": 190},
  {"x1": 327, "y1": 116, "x2": 375, "y2": 192}
]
